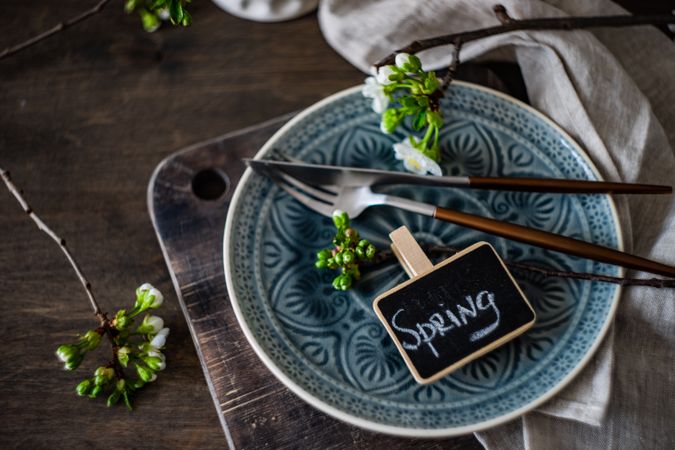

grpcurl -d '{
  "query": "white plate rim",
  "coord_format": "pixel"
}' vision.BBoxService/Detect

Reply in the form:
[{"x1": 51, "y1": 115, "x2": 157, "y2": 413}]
[{"x1": 223, "y1": 81, "x2": 624, "y2": 437}]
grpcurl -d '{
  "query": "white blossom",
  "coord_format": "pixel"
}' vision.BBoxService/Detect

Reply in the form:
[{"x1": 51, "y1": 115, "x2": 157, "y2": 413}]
[
  {"x1": 141, "y1": 315, "x2": 164, "y2": 333},
  {"x1": 375, "y1": 65, "x2": 396, "y2": 85},
  {"x1": 150, "y1": 327, "x2": 170, "y2": 349},
  {"x1": 395, "y1": 53, "x2": 412, "y2": 69},
  {"x1": 147, "y1": 287, "x2": 163, "y2": 308},
  {"x1": 362, "y1": 77, "x2": 389, "y2": 114},
  {"x1": 393, "y1": 140, "x2": 442, "y2": 176}
]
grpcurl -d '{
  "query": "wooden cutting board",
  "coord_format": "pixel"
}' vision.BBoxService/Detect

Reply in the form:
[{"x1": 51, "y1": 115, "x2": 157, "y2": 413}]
[{"x1": 147, "y1": 66, "x2": 520, "y2": 449}]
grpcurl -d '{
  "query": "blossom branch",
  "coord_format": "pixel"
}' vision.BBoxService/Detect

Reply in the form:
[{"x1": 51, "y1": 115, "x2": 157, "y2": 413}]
[
  {"x1": 369, "y1": 244, "x2": 675, "y2": 288},
  {"x1": 375, "y1": 5, "x2": 675, "y2": 68},
  {"x1": 0, "y1": 0, "x2": 112, "y2": 61},
  {"x1": 0, "y1": 167, "x2": 105, "y2": 320}
]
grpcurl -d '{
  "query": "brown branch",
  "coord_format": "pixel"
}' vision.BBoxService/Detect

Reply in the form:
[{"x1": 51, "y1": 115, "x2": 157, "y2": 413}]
[
  {"x1": 368, "y1": 244, "x2": 675, "y2": 289},
  {"x1": 375, "y1": 5, "x2": 675, "y2": 67},
  {"x1": 0, "y1": 168, "x2": 105, "y2": 319},
  {"x1": 0, "y1": 0, "x2": 112, "y2": 61}
]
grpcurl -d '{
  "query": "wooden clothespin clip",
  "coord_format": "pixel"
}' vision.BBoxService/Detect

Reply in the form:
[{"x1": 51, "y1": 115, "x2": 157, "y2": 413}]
[{"x1": 374, "y1": 226, "x2": 536, "y2": 384}]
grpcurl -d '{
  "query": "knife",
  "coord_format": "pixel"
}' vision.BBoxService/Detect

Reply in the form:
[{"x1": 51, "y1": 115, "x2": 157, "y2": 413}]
[{"x1": 245, "y1": 158, "x2": 672, "y2": 194}]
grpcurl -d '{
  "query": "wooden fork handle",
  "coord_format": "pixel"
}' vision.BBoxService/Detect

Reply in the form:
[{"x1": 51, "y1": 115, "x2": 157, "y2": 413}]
[{"x1": 433, "y1": 207, "x2": 675, "y2": 278}]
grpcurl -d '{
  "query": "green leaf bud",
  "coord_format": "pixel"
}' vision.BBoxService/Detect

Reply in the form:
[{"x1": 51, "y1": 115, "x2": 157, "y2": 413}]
[
  {"x1": 140, "y1": 8, "x2": 161, "y2": 32},
  {"x1": 64, "y1": 355, "x2": 84, "y2": 371},
  {"x1": 366, "y1": 244, "x2": 376, "y2": 260},
  {"x1": 123, "y1": 391, "x2": 133, "y2": 411},
  {"x1": 124, "y1": 0, "x2": 138, "y2": 14},
  {"x1": 56, "y1": 344, "x2": 79, "y2": 364},
  {"x1": 117, "y1": 346, "x2": 131, "y2": 367},
  {"x1": 427, "y1": 110, "x2": 443, "y2": 128},
  {"x1": 399, "y1": 96, "x2": 417, "y2": 108},
  {"x1": 89, "y1": 384, "x2": 103, "y2": 398},
  {"x1": 76, "y1": 379, "x2": 92, "y2": 396},
  {"x1": 408, "y1": 55, "x2": 422, "y2": 71},
  {"x1": 381, "y1": 108, "x2": 403, "y2": 134},
  {"x1": 332, "y1": 210, "x2": 349, "y2": 228},
  {"x1": 94, "y1": 367, "x2": 115, "y2": 386},
  {"x1": 412, "y1": 111, "x2": 426, "y2": 131},
  {"x1": 78, "y1": 330, "x2": 102, "y2": 351},
  {"x1": 136, "y1": 364, "x2": 156, "y2": 383},
  {"x1": 317, "y1": 249, "x2": 331, "y2": 260},
  {"x1": 107, "y1": 390, "x2": 121, "y2": 407},
  {"x1": 143, "y1": 355, "x2": 166, "y2": 372}
]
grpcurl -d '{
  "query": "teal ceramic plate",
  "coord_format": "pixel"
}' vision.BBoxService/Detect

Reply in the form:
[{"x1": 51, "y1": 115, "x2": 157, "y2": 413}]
[{"x1": 224, "y1": 82, "x2": 623, "y2": 437}]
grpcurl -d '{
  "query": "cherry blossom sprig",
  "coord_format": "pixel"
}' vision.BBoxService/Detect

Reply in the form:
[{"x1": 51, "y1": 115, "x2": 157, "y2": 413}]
[
  {"x1": 363, "y1": 53, "x2": 444, "y2": 176},
  {"x1": 1, "y1": 168, "x2": 170, "y2": 411},
  {"x1": 56, "y1": 284, "x2": 170, "y2": 410},
  {"x1": 315, "y1": 211, "x2": 377, "y2": 290}
]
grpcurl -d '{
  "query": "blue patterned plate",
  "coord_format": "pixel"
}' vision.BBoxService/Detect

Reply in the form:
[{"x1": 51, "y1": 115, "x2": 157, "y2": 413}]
[{"x1": 223, "y1": 82, "x2": 623, "y2": 436}]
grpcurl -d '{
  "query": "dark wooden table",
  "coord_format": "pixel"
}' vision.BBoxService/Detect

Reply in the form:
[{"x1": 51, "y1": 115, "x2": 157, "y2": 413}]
[{"x1": 0, "y1": 1, "x2": 667, "y2": 448}]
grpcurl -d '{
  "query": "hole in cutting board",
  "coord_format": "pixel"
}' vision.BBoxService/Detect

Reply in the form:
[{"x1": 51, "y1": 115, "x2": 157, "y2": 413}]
[{"x1": 192, "y1": 168, "x2": 229, "y2": 201}]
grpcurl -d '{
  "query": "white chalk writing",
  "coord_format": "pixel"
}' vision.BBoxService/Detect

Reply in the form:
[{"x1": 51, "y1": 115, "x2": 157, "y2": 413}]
[{"x1": 390, "y1": 291, "x2": 500, "y2": 358}]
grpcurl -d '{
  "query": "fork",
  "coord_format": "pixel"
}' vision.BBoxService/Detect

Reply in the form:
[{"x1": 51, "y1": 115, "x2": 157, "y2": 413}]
[{"x1": 248, "y1": 159, "x2": 675, "y2": 278}]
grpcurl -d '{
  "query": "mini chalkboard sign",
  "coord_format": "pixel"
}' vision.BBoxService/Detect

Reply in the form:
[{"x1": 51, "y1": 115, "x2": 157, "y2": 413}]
[{"x1": 373, "y1": 226, "x2": 536, "y2": 384}]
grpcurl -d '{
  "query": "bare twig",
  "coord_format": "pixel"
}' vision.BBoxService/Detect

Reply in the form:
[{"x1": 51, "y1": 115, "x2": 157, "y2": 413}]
[
  {"x1": 0, "y1": 0, "x2": 112, "y2": 61},
  {"x1": 369, "y1": 244, "x2": 675, "y2": 288},
  {"x1": 0, "y1": 168, "x2": 105, "y2": 320},
  {"x1": 375, "y1": 5, "x2": 675, "y2": 67}
]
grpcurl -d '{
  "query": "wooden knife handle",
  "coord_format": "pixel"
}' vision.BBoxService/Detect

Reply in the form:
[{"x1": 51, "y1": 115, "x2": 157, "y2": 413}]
[
  {"x1": 468, "y1": 176, "x2": 672, "y2": 194},
  {"x1": 433, "y1": 206, "x2": 675, "y2": 278}
]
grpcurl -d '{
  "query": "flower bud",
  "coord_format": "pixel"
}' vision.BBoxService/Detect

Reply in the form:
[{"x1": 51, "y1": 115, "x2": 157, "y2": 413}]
[
  {"x1": 150, "y1": 327, "x2": 170, "y2": 349},
  {"x1": 395, "y1": 52, "x2": 411, "y2": 69},
  {"x1": 79, "y1": 330, "x2": 102, "y2": 351},
  {"x1": 332, "y1": 210, "x2": 349, "y2": 228},
  {"x1": 376, "y1": 65, "x2": 395, "y2": 85},
  {"x1": 135, "y1": 283, "x2": 164, "y2": 311},
  {"x1": 136, "y1": 364, "x2": 156, "y2": 383},
  {"x1": 64, "y1": 355, "x2": 84, "y2": 371},
  {"x1": 146, "y1": 287, "x2": 164, "y2": 309},
  {"x1": 114, "y1": 310, "x2": 132, "y2": 331},
  {"x1": 143, "y1": 356, "x2": 166, "y2": 372},
  {"x1": 316, "y1": 249, "x2": 331, "y2": 261},
  {"x1": 137, "y1": 315, "x2": 164, "y2": 334},
  {"x1": 76, "y1": 379, "x2": 92, "y2": 396},
  {"x1": 94, "y1": 367, "x2": 114, "y2": 386},
  {"x1": 117, "y1": 346, "x2": 131, "y2": 367},
  {"x1": 89, "y1": 384, "x2": 103, "y2": 398},
  {"x1": 106, "y1": 390, "x2": 121, "y2": 407},
  {"x1": 56, "y1": 344, "x2": 79, "y2": 363}
]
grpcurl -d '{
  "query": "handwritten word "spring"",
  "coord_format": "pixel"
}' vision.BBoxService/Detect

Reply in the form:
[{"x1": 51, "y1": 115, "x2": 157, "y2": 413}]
[{"x1": 390, "y1": 291, "x2": 500, "y2": 358}]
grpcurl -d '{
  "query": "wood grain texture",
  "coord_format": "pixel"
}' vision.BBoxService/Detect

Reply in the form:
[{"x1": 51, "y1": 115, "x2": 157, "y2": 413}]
[{"x1": 0, "y1": 0, "x2": 663, "y2": 448}]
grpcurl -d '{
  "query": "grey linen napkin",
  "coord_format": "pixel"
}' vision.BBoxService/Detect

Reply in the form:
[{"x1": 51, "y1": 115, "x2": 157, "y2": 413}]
[{"x1": 318, "y1": 0, "x2": 675, "y2": 447}]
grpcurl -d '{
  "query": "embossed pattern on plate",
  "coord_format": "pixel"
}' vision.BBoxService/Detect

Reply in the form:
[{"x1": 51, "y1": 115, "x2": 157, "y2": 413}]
[{"x1": 224, "y1": 82, "x2": 622, "y2": 436}]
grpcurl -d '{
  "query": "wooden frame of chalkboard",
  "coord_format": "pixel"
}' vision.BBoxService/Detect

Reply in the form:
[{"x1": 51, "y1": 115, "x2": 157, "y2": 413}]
[{"x1": 373, "y1": 241, "x2": 536, "y2": 384}]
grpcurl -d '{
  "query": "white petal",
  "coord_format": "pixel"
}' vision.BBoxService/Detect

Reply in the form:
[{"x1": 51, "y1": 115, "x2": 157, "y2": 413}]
[
  {"x1": 148, "y1": 288, "x2": 164, "y2": 307},
  {"x1": 372, "y1": 96, "x2": 388, "y2": 114},
  {"x1": 395, "y1": 53, "x2": 411, "y2": 68},
  {"x1": 376, "y1": 66, "x2": 395, "y2": 85}
]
